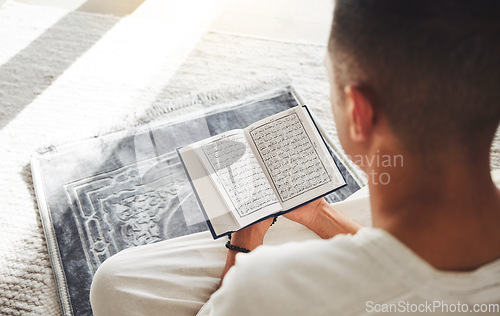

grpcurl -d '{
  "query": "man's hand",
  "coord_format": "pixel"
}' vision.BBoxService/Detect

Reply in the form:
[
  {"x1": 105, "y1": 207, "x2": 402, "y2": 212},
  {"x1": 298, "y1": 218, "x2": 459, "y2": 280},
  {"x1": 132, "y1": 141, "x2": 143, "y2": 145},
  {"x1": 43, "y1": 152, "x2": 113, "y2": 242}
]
[
  {"x1": 283, "y1": 197, "x2": 328, "y2": 228},
  {"x1": 284, "y1": 198, "x2": 362, "y2": 239}
]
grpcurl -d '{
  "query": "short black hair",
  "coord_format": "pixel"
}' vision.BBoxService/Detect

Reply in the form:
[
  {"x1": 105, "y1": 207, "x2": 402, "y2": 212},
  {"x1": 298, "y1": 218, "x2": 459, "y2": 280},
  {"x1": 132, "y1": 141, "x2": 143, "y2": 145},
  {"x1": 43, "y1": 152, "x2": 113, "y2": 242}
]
[{"x1": 330, "y1": 0, "x2": 500, "y2": 154}]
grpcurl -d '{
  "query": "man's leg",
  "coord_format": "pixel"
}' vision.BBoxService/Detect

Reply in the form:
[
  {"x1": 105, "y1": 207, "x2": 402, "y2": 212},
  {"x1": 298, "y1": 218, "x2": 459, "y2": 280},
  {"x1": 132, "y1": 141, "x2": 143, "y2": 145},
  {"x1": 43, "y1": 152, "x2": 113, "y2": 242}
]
[
  {"x1": 90, "y1": 231, "x2": 226, "y2": 316},
  {"x1": 90, "y1": 187, "x2": 371, "y2": 315}
]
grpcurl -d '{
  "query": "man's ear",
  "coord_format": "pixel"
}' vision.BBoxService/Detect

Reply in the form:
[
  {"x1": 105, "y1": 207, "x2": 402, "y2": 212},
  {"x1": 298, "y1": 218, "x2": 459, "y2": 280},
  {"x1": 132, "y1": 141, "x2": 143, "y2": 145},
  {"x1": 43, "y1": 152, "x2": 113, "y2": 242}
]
[{"x1": 344, "y1": 85, "x2": 374, "y2": 142}]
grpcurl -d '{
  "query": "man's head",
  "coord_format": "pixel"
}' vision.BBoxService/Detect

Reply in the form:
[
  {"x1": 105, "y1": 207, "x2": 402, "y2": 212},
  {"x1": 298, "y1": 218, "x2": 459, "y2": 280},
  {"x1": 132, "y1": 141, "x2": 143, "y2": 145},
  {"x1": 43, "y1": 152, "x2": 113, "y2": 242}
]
[{"x1": 327, "y1": 0, "x2": 500, "y2": 161}]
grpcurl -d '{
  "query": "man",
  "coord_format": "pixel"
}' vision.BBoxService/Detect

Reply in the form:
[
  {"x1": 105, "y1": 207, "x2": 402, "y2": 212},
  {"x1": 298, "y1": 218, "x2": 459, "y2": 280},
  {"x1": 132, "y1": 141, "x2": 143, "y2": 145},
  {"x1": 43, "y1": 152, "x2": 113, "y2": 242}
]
[{"x1": 91, "y1": 1, "x2": 500, "y2": 314}]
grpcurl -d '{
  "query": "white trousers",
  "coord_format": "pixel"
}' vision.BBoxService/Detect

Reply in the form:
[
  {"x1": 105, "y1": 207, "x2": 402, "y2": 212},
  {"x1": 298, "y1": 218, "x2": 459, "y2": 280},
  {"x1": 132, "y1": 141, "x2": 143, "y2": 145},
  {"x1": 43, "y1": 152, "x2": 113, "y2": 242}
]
[{"x1": 90, "y1": 188, "x2": 371, "y2": 316}]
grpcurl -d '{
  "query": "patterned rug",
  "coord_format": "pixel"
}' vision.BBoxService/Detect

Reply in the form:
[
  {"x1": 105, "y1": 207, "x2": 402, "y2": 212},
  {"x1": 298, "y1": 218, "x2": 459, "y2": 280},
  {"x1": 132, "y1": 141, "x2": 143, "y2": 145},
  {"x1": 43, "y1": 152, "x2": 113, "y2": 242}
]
[{"x1": 31, "y1": 86, "x2": 363, "y2": 316}]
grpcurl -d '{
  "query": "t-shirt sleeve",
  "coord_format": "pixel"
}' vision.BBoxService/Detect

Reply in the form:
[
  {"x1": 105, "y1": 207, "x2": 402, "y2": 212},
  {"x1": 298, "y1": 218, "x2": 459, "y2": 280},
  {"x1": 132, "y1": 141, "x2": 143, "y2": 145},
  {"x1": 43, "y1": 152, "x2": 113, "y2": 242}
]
[
  {"x1": 200, "y1": 240, "x2": 340, "y2": 315},
  {"x1": 200, "y1": 228, "x2": 451, "y2": 316},
  {"x1": 202, "y1": 251, "x2": 268, "y2": 315},
  {"x1": 200, "y1": 233, "x2": 376, "y2": 315}
]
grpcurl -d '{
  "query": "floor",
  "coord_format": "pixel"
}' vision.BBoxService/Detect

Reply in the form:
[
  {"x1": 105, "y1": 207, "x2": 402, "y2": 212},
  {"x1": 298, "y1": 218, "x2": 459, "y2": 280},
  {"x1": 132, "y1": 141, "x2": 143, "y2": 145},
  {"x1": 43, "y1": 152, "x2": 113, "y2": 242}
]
[{"x1": 8, "y1": 0, "x2": 334, "y2": 45}]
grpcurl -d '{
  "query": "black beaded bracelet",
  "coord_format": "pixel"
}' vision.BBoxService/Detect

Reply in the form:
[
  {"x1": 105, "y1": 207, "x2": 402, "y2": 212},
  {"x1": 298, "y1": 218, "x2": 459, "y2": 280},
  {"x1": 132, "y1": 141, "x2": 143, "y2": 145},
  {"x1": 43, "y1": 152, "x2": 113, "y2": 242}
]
[
  {"x1": 271, "y1": 215, "x2": 278, "y2": 226},
  {"x1": 224, "y1": 216, "x2": 278, "y2": 253},
  {"x1": 225, "y1": 239, "x2": 250, "y2": 253}
]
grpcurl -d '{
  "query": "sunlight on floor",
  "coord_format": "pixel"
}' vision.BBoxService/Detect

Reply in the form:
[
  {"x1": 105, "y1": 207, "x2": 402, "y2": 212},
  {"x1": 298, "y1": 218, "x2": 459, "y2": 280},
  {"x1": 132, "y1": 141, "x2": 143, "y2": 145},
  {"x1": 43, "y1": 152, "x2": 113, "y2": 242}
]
[
  {"x1": 0, "y1": 0, "x2": 334, "y2": 132},
  {"x1": 10, "y1": 0, "x2": 334, "y2": 44},
  {"x1": 0, "y1": 2, "x2": 68, "y2": 65}
]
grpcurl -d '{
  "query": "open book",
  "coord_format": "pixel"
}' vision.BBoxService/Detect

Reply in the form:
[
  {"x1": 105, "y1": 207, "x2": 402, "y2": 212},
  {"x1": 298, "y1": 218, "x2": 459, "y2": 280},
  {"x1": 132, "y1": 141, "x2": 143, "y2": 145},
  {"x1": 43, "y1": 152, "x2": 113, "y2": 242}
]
[{"x1": 177, "y1": 105, "x2": 346, "y2": 238}]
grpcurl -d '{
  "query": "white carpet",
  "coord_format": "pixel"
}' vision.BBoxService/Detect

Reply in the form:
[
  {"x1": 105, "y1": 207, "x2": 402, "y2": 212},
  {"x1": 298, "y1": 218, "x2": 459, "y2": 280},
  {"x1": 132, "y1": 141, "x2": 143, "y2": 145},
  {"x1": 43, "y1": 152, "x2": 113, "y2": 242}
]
[
  {"x1": 0, "y1": 1, "x2": 349, "y2": 314},
  {"x1": 0, "y1": 1, "x2": 499, "y2": 315}
]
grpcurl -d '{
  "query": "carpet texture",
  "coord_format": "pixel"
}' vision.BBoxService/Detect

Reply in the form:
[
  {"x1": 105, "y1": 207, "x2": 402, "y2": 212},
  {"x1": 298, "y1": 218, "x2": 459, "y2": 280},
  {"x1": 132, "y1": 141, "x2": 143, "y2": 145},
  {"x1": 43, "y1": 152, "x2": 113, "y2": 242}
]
[{"x1": 0, "y1": 1, "x2": 499, "y2": 315}]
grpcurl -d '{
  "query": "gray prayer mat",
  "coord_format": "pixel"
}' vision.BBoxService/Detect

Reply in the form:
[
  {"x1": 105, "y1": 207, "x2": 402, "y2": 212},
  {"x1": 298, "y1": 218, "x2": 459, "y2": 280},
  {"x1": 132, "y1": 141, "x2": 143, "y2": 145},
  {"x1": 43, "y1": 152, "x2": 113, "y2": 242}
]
[{"x1": 31, "y1": 86, "x2": 362, "y2": 316}]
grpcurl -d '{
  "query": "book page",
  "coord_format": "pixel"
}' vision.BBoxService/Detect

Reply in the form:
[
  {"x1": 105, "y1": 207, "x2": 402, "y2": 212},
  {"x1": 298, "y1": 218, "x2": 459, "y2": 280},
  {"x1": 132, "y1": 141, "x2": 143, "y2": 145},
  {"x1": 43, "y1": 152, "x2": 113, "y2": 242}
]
[
  {"x1": 196, "y1": 130, "x2": 281, "y2": 227},
  {"x1": 177, "y1": 145, "x2": 240, "y2": 235},
  {"x1": 247, "y1": 106, "x2": 345, "y2": 209}
]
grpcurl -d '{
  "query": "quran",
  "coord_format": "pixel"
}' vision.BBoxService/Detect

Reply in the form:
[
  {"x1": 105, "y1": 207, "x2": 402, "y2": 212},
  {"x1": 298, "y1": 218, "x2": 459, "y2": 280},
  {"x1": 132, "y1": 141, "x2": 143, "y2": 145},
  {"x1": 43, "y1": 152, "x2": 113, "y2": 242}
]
[{"x1": 178, "y1": 105, "x2": 346, "y2": 238}]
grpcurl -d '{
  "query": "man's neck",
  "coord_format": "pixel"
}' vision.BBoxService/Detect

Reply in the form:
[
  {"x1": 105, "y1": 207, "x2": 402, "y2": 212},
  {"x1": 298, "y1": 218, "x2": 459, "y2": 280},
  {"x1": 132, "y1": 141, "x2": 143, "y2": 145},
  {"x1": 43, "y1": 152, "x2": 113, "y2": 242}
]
[{"x1": 369, "y1": 150, "x2": 500, "y2": 271}]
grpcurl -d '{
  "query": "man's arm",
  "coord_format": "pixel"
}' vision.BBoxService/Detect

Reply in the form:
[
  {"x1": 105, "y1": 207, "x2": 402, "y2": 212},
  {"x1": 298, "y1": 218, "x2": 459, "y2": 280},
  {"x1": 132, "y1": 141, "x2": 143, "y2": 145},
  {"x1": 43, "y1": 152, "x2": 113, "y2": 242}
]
[{"x1": 219, "y1": 217, "x2": 273, "y2": 285}]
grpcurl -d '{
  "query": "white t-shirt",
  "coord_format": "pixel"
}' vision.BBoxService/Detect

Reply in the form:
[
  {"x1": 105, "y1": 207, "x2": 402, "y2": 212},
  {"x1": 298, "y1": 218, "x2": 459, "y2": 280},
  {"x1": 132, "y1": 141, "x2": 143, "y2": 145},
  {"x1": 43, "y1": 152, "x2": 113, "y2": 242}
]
[{"x1": 200, "y1": 227, "x2": 500, "y2": 315}]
